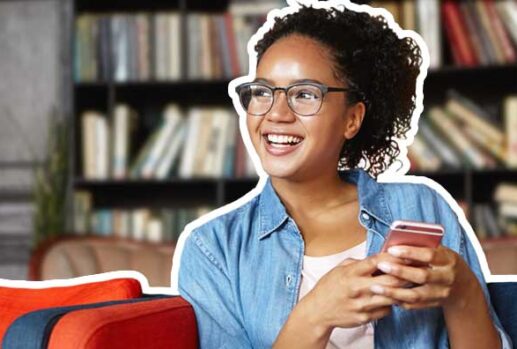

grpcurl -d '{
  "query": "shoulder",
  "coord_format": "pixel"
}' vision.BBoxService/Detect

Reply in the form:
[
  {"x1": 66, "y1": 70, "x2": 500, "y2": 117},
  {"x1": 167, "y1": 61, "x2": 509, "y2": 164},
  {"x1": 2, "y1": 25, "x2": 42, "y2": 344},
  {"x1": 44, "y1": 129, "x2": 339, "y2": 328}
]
[
  {"x1": 380, "y1": 175, "x2": 461, "y2": 222},
  {"x1": 180, "y1": 195, "x2": 260, "y2": 263},
  {"x1": 379, "y1": 175, "x2": 472, "y2": 250}
]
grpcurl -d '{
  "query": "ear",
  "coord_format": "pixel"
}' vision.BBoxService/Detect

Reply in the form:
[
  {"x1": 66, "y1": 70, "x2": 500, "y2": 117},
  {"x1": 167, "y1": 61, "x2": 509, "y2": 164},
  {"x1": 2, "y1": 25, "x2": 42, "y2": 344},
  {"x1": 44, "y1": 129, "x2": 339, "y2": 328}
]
[{"x1": 343, "y1": 102, "x2": 366, "y2": 140}]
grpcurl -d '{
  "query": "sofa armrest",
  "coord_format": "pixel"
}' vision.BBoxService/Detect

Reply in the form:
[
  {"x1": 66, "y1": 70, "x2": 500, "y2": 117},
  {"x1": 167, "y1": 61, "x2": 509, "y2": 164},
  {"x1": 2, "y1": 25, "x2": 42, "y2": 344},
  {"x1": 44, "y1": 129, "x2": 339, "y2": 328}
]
[{"x1": 47, "y1": 296, "x2": 197, "y2": 349}]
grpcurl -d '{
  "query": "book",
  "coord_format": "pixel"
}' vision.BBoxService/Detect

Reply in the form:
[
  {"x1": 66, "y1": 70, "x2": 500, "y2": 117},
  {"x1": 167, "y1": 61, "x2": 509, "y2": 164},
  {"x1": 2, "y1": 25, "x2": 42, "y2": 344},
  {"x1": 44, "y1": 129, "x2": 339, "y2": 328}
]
[
  {"x1": 112, "y1": 104, "x2": 137, "y2": 179},
  {"x1": 495, "y1": 0, "x2": 517, "y2": 47},
  {"x1": 459, "y1": 2, "x2": 489, "y2": 65},
  {"x1": 445, "y1": 90, "x2": 505, "y2": 145},
  {"x1": 475, "y1": 0, "x2": 506, "y2": 64},
  {"x1": 73, "y1": 191, "x2": 92, "y2": 234},
  {"x1": 408, "y1": 134, "x2": 442, "y2": 171},
  {"x1": 179, "y1": 108, "x2": 203, "y2": 178},
  {"x1": 484, "y1": 0, "x2": 517, "y2": 64},
  {"x1": 140, "y1": 104, "x2": 182, "y2": 178},
  {"x1": 503, "y1": 95, "x2": 517, "y2": 168},
  {"x1": 442, "y1": 0, "x2": 478, "y2": 67},
  {"x1": 155, "y1": 121, "x2": 187, "y2": 179},
  {"x1": 427, "y1": 106, "x2": 486, "y2": 168},
  {"x1": 494, "y1": 183, "x2": 517, "y2": 203},
  {"x1": 483, "y1": 204, "x2": 504, "y2": 238},
  {"x1": 466, "y1": 1, "x2": 498, "y2": 64},
  {"x1": 416, "y1": 0, "x2": 441, "y2": 68},
  {"x1": 129, "y1": 125, "x2": 163, "y2": 179},
  {"x1": 168, "y1": 13, "x2": 181, "y2": 80},
  {"x1": 401, "y1": 0, "x2": 416, "y2": 31},
  {"x1": 418, "y1": 116, "x2": 462, "y2": 169},
  {"x1": 81, "y1": 111, "x2": 99, "y2": 179}
]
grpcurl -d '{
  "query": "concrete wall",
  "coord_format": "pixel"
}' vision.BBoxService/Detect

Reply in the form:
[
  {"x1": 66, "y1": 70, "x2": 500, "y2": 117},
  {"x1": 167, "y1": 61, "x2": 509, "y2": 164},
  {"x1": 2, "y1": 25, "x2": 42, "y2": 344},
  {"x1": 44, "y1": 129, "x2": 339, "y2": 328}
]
[{"x1": 0, "y1": 0, "x2": 63, "y2": 279}]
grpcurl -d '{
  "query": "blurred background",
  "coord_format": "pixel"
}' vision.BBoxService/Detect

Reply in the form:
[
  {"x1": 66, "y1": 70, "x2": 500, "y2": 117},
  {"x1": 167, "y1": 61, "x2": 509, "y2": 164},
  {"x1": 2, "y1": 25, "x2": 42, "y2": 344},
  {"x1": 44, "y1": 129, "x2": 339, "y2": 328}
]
[{"x1": 0, "y1": 0, "x2": 516, "y2": 286}]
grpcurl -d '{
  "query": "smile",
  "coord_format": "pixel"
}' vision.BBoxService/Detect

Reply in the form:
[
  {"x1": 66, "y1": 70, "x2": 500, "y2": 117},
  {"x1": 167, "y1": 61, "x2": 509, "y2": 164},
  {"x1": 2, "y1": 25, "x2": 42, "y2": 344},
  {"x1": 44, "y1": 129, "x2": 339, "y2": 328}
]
[{"x1": 262, "y1": 133, "x2": 304, "y2": 156}]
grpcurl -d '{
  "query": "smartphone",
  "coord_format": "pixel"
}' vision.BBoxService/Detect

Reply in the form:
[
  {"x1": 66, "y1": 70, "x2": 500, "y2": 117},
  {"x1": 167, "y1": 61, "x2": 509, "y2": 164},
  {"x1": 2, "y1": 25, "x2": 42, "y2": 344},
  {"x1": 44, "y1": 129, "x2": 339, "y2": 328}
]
[{"x1": 372, "y1": 220, "x2": 444, "y2": 276}]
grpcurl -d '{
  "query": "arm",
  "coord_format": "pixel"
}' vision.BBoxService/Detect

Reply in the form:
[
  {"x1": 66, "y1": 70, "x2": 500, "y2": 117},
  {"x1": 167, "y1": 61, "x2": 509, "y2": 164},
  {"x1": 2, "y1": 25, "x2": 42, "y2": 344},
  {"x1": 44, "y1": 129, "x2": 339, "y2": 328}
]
[
  {"x1": 178, "y1": 230, "x2": 253, "y2": 349},
  {"x1": 272, "y1": 297, "x2": 332, "y2": 349},
  {"x1": 444, "y1": 227, "x2": 512, "y2": 349},
  {"x1": 372, "y1": 225, "x2": 512, "y2": 348}
]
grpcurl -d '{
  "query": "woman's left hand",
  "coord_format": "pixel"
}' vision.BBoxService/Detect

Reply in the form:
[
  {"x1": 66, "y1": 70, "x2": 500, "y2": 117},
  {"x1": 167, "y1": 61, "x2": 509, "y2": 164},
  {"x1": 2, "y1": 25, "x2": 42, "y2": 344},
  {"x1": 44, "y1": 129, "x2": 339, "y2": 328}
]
[{"x1": 369, "y1": 245, "x2": 477, "y2": 310}]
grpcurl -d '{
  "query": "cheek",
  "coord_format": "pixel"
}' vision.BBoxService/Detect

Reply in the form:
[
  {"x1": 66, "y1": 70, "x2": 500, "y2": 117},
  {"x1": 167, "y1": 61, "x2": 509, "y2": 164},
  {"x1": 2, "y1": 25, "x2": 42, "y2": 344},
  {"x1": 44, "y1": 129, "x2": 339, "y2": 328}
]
[{"x1": 246, "y1": 116, "x2": 262, "y2": 144}]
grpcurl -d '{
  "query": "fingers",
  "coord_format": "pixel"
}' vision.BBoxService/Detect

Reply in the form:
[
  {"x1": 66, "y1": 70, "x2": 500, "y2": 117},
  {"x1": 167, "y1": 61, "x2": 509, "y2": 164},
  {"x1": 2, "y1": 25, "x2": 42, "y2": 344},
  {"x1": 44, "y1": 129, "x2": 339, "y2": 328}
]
[
  {"x1": 352, "y1": 295, "x2": 398, "y2": 312},
  {"x1": 375, "y1": 262, "x2": 454, "y2": 286},
  {"x1": 370, "y1": 283, "x2": 450, "y2": 305},
  {"x1": 340, "y1": 253, "x2": 409, "y2": 276},
  {"x1": 387, "y1": 245, "x2": 451, "y2": 266},
  {"x1": 342, "y1": 274, "x2": 408, "y2": 299},
  {"x1": 399, "y1": 301, "x2": 440, "y2": 310}
]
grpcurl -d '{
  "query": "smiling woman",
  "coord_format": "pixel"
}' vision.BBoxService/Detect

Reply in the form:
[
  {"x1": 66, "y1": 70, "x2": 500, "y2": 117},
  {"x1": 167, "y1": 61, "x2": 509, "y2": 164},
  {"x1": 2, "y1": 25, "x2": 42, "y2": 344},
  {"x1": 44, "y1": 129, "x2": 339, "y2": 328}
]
[{"x1": 174, "y1": 1, "x2": 512, "y2": 349}]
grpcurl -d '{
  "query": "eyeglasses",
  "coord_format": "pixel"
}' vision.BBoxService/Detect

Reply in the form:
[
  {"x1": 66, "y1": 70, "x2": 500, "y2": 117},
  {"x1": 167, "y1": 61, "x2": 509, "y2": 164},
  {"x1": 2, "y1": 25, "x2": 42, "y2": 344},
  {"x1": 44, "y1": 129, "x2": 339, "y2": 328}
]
[{"x1": 235, "y1": 81, "x2": 357, "y2": 117}]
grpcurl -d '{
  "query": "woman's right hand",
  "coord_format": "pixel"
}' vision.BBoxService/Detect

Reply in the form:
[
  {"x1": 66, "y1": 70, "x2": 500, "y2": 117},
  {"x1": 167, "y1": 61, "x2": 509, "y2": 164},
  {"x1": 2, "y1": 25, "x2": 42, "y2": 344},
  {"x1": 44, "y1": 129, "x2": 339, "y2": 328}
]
[{"x1": 297, "y1": 253, "x2": 409, "y2": 331}]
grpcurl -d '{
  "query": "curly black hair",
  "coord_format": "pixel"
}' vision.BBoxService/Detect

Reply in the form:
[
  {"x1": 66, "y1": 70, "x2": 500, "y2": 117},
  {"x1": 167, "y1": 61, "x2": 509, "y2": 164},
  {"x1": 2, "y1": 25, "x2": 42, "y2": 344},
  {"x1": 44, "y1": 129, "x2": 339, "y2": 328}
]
[{"x1": 254, "y1": 2, "x2": 423, "y2": 178}]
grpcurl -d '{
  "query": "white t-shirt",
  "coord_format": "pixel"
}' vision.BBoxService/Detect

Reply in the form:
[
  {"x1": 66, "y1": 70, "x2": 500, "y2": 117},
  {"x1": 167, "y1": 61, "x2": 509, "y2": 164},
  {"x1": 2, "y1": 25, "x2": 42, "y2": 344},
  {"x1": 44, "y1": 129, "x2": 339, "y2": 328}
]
[{"x1": 297, "y1": 241, "x2": 374, "y2": 349}]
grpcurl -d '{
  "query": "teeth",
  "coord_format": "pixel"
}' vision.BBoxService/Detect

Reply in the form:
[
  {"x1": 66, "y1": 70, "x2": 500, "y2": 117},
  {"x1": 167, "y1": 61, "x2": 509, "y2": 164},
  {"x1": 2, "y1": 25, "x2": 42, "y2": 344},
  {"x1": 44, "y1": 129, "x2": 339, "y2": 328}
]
[{"x1": 266, "y1": 134, "x2": 302, "y2": 144}]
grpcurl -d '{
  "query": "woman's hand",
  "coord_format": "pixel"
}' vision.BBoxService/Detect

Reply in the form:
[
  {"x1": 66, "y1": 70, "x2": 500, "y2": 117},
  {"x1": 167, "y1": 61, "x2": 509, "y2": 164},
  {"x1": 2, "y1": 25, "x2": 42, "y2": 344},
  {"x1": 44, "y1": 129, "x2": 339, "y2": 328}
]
[
  {"x1": 369, "y1": 245, "x2": 479, "y2": 311},
  {"x1": 297, "y1": 253, "x2": 409, "y2": 333}
]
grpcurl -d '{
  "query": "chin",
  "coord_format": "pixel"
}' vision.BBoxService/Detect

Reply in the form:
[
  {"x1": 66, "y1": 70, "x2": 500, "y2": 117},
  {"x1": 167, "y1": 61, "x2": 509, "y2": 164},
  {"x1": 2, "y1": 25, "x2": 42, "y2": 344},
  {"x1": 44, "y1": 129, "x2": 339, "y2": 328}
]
[{"x1": 261, "y1": 160, "x2": 303, "y2": 181}]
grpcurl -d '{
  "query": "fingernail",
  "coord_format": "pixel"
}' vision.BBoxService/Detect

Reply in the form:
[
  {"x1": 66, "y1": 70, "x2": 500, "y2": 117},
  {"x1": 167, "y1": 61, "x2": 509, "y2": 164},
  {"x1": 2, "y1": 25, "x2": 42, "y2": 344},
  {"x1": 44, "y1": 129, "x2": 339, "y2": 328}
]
[
  {"x1": 370, "y1": 284, "x2": 385, "y2": 294},
  {"x1": 377, "y1": 262, "x2": 393, "y2": 273},
  {"x1": 388, "y1": 246, "x2": 404, "y2": 257}
]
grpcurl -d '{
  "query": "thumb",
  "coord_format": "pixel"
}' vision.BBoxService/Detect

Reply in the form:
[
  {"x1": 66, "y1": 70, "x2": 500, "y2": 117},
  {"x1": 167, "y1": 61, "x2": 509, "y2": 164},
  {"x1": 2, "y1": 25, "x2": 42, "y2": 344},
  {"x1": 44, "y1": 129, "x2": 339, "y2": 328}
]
[{"x1": 340, "y1": 258, "x2": 359, "y2": 266}]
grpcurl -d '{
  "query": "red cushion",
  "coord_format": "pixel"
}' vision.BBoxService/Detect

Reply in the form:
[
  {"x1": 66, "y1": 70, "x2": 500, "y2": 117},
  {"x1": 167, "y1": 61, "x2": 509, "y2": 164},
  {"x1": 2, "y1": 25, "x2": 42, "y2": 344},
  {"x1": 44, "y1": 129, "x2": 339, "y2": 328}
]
[
  {"x1": 48, "y1": 296, "x2": 197, "y2": 349},
  {"x1": 0, "y1": 278, "x2": 142, "y2": 342}
]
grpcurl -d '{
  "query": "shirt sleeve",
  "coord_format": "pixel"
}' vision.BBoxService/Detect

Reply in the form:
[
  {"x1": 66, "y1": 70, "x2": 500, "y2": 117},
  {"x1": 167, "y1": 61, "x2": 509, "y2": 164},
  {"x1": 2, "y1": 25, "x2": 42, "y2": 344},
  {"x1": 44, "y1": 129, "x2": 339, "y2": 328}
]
[
  {"x1": 459, "y1": 224, "x2": 513, "y2": 349},
  {"x1": 178, "y1": 229, "x2": 253, "y2": 349}
]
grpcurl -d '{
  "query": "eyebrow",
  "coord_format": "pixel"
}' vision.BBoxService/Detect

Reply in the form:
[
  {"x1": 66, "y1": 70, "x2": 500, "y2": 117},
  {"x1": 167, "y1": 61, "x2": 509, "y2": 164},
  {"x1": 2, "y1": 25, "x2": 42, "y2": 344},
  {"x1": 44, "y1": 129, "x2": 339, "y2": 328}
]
[{"x1": 253, "y1": 77, "x2": 323, "y2": 85}]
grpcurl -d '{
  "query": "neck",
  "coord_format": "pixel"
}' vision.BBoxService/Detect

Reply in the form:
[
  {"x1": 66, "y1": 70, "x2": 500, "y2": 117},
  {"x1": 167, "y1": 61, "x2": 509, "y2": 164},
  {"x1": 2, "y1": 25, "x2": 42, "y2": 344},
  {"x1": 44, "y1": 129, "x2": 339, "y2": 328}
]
[{"x1": 270, "y1": 171, "x2": 357, "y2": 219}]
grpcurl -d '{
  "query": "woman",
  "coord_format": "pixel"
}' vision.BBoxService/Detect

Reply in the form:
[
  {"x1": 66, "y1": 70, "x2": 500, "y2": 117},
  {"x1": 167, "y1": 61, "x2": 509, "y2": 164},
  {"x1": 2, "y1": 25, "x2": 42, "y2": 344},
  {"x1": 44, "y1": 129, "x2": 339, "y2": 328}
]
[{"x1": 173, "y1": 2, "x2": 511, "y2": 348}]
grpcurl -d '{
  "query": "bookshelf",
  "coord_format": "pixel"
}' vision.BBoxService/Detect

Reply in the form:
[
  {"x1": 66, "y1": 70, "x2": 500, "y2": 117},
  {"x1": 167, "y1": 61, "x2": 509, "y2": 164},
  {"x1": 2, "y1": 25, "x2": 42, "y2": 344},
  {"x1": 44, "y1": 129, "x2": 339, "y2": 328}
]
[{"x1": 68, "y1": 0, "x2": 517, "y2": 245}]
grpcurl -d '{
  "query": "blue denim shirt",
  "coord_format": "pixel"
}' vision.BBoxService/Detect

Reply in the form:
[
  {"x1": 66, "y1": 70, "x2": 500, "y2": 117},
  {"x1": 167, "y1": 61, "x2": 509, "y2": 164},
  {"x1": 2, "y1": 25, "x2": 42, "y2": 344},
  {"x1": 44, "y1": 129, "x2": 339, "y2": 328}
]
[{"x1": 175, "y1": 169, "x2": 512, "y2": 349}]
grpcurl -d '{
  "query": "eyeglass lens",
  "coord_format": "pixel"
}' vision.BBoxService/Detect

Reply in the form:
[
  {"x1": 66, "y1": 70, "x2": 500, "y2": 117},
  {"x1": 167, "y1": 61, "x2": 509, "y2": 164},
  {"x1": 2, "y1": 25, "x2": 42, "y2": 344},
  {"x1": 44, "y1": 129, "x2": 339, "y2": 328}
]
[{"x1": 238, "y1": 83, "x2": 323, "y2": 116}]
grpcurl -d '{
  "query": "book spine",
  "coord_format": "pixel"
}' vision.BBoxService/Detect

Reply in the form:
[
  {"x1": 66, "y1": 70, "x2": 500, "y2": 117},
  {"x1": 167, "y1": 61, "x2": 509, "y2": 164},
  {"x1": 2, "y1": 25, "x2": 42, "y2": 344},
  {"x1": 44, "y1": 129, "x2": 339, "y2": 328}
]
[{"x1": 442, "y1": 1, "x2": 478, "y2": 66}]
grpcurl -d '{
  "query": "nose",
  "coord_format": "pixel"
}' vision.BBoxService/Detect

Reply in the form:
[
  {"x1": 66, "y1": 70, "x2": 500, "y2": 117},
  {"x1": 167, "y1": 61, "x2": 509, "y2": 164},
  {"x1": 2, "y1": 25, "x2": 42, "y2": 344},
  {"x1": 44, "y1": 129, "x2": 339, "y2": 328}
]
[{"x1": 265, "y1": 90, "x2": 297, "y2": 123}]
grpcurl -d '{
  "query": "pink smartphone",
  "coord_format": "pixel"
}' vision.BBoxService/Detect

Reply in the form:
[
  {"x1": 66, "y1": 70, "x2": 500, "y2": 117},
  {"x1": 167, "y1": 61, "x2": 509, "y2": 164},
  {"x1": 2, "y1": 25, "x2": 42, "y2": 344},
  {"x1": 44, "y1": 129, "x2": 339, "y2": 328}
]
[{"x1": 372, "y1": 220, "x2": 444, "y2": 276}]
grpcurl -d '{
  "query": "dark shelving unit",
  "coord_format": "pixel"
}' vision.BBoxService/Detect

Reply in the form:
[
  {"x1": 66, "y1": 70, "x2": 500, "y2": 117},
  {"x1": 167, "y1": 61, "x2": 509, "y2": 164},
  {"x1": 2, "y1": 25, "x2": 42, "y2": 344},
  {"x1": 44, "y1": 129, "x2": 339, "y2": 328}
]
[{"x1": 69, "y1": 0, "x2": 517, "y2": 236}]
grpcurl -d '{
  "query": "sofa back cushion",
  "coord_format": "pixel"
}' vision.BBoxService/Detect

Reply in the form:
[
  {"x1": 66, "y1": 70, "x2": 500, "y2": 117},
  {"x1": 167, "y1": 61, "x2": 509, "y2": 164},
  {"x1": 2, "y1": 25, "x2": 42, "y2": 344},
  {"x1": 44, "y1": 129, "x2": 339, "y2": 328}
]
[
  {"x1": 37, "y1": 238, "x2": 174, "y2": 287},
  {"x1": 0, "y1": 278, "x2": 142, "y2": 342}
]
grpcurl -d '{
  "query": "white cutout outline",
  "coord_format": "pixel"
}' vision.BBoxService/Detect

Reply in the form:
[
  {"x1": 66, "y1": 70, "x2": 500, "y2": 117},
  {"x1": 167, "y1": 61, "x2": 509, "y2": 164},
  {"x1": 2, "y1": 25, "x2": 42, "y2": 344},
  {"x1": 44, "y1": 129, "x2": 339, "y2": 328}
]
[{"x1": 0, "y1": 0, "x2": 512, "y2": 301}]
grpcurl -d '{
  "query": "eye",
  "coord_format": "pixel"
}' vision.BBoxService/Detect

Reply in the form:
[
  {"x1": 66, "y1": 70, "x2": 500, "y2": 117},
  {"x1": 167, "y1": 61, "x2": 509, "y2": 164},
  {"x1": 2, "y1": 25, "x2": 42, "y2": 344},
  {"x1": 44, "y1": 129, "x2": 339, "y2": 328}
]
[
  {"x1": 251, "y1": 87, "x2": 271, "y2": 98},
  {"x1": 296, "y1": 90, "x2": 319, "y2": 100}
]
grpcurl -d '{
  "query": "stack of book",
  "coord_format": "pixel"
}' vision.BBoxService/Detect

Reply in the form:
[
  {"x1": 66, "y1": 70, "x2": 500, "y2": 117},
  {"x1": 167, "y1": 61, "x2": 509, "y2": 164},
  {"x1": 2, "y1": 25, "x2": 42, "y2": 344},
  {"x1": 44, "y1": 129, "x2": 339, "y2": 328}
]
[
  {"x1": 81, "y1": 105, "x2": 257, "y2": 180},
  {"x1": 472, "y1": 203, "x2": 503, "y2": 240},
  {"x1": 370, "y1": 0, "x2": 517, "y2": 68},
  {"x1": 408, "y1": 90, "x2": 517, "y2": 172},
  {"x1": 494, "y1": 182, "x2": 517, "y2": 236},
  {"x1": 73, "y1": 191, "x2": 212, "y2": 244}
]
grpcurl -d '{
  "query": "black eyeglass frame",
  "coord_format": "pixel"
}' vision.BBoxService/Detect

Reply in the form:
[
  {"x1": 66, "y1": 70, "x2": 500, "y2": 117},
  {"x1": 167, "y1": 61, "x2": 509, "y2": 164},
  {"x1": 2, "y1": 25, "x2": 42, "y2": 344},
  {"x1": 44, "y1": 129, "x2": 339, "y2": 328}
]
[{"x1": 235, "y1": 81, "x2": 359, "y2": 116}]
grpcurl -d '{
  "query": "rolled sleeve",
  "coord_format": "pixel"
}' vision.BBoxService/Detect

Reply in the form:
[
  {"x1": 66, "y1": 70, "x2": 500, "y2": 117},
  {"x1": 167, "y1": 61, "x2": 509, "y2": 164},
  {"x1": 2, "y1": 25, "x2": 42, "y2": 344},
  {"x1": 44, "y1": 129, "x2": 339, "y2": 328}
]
[{"x1": 178, "y1": 230, "x2": 253, "y2": 349}]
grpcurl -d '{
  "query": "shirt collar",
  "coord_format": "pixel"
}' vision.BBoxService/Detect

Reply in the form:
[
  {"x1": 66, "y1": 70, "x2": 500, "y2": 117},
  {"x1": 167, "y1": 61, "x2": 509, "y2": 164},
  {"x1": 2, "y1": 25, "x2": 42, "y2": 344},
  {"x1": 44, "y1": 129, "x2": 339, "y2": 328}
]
[{"x1": 257, "y1": 168, "x2": 392, "y2": 240}]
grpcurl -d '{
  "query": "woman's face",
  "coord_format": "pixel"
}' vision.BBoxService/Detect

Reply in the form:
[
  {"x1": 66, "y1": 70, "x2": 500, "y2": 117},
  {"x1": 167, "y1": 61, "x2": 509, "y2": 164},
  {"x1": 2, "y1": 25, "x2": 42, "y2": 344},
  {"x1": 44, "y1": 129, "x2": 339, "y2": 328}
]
[{"x1": 246, "y1": 34, "x2": 363, "y2": 181}]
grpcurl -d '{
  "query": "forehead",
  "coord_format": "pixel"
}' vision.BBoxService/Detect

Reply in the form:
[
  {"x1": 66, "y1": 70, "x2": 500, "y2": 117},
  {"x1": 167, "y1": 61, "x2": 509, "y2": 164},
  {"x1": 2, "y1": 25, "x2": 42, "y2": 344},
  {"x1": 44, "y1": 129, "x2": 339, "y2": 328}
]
[{"x1": 256, "y1": 34, "x2": 341, "y2": 85}]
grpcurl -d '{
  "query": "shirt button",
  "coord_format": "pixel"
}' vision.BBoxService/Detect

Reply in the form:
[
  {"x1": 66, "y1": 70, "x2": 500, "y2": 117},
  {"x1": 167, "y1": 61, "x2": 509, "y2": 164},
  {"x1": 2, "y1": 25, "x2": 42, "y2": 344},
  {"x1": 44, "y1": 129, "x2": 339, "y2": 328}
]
[
  {"x1": 286, "y1": 274, "x2": 293, "y2": 287},
  {"x1": 361, "y1": 212, "x2": 370, "y2": 220}
]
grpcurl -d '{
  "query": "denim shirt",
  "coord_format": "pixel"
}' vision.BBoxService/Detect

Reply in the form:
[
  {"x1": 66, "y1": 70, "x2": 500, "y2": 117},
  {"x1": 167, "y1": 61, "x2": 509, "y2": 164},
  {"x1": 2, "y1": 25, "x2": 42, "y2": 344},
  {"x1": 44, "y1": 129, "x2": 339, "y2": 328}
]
[{"x1": 175, "y1": 169, "x2": 512, "y2": 349}]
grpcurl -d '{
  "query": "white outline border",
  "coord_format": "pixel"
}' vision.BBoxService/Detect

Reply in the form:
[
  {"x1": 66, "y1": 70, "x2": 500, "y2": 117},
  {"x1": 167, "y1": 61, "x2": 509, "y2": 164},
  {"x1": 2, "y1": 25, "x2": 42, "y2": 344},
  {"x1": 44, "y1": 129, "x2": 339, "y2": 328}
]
[{"x1": 1, "y1": 0, "x2": 513, "y2": 299}]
